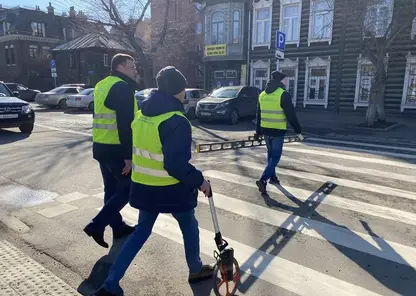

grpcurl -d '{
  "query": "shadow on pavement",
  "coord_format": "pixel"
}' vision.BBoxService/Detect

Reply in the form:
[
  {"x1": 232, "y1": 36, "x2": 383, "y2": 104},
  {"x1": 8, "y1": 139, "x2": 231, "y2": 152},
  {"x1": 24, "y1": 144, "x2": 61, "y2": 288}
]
[
  {"x1": 78, "y1": 237, "x2": 129, "y2": 296},
  {"x1": 0, "y1": 129, "x2": 30, "y2": 144}
]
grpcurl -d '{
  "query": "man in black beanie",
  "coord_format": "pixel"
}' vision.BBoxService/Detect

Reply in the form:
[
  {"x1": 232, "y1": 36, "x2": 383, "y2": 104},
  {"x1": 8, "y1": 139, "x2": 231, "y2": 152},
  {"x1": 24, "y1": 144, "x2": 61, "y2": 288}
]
[
  {"x1": 93, "y1": 66, "x2": 214, "y2": 296},
  {"x1": 254, "y1": 69, "x2": 303, "y2": 194}
]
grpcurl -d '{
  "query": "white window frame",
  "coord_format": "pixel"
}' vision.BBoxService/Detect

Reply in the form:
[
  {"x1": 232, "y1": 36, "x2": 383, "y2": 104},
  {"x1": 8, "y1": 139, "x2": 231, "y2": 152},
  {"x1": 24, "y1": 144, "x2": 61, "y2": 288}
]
[
  {"x1": 303, "y1": 56, "x2": 331, "y2": 108},
  {"x1": 308, "y1": 0, "x2": 334, "y2": 46},
  {"x1": 250, "y1": 59, "x2": 270, "y2": 90},
  {"x1": 401, "y1": 52, "x2": 416, "y2": 112},
  {"x1": 2, "y1": 22, "x2": 10, "y2": 34},
  {"x1": 364, "y1": 0, "x2": 394, "y2": 38},
  {"x1": 232, "y1": 10, "x2": 241, "y2": 44},
  {"x1": 104, "y1": 54, "x2": 109, "y2": 67},
  {"x1": 353, "y1": 54, "x2": 374, "y2": 109},
  {"x1": 280, "y1": 0, "x2": 302, "y2": 47},
  {"x1": 29, "y1": 45, "x2": 38, "y2": 59},
  {"x1": 277, "y1": 58, "x2": 299, "y2": 106},
  {"x1": 411, "y1": 17, "x2": 416, "y2": 40},
  {"x1": 252, "y1": 0, "x2": 272, "y2": 49}
]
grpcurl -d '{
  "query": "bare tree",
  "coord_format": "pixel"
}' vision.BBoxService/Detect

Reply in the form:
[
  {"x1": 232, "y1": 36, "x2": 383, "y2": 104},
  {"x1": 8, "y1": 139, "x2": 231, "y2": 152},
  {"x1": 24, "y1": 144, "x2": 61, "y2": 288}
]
[
  {"x1": 352, "y1": 0, "x2": 416, "y2": 126},
  {"x1": 84, "y1": 0, "x2": 171, "y2": 88}
]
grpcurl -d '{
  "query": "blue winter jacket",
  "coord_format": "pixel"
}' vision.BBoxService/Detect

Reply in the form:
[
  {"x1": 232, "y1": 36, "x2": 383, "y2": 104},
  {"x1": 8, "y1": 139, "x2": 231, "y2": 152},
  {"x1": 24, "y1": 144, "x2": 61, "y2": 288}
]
[{"x1": 129, "y1": 90, "x2": 204, "y2": 213}]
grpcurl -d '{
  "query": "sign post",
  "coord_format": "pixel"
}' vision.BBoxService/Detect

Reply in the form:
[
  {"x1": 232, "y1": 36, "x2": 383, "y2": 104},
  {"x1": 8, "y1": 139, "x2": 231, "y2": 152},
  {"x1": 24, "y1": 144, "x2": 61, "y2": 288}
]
[
  {"x1": 50, "y1": 59, "x2": 57, "y2": 87},
  {"x1": 275, "y1": 31, "x2": 286, "y2": 62}
]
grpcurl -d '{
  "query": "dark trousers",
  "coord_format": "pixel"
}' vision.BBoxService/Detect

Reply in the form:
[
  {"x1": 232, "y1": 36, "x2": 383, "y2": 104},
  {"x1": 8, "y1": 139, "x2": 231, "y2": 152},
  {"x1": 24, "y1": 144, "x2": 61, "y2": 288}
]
[
  {"x1": 91, "y1": 161, "x2": 131, "y2": 235},
  {"x1": 260, "y1": 135, "x2": 285, "y2": 181}
]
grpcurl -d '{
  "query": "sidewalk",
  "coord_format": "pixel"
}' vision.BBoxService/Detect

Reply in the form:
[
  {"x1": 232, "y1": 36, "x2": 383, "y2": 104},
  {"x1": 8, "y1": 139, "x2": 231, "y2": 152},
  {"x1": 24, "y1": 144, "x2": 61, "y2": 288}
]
[
  {"x1": 296, "y1": 110, "x2": 416, "y2": 146},
  {"x1": 0, "y1": 240, "x2": 80, "y2": 296}
]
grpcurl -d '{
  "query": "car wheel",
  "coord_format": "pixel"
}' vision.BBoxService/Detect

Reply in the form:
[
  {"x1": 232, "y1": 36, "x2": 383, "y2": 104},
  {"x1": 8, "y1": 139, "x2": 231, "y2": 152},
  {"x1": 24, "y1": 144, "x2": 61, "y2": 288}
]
[
  {"x1": 186, "y1": 107, "x2": 196, "y2": 120},
  {"x1": 19, "y1": 123, "x2": 34, "y2": 134},
  {"x1": 229, "y1": 109, "x2": 239, "y2": 125},
  {"x1": 88, "y1": 101, "x2": 94, "y2": 111},
  {"x1": 59, "y1": 98, "x2": 67, "y2": 109}
]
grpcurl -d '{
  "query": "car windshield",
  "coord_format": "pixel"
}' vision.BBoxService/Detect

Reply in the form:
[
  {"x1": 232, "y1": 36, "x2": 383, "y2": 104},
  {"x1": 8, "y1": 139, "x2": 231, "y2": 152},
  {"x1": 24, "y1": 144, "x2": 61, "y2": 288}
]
[
  {"x1": 210, "y1": 88, "x2": 241, "y2": 98},
  {"x1": 80, "y1": 88, "x2": 93, "y2": 95},
  {"x1": 48, "y1": 87, "x2": 69, "y2": 94},
  {"x1": 0, "y1": 84, "x2": 13, "y2": 98}
]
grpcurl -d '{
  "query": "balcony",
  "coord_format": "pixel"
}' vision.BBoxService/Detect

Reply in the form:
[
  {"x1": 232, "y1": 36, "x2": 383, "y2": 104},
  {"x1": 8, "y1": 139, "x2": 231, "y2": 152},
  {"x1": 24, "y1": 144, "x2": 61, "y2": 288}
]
[{"x1": 0, "y1": 30, "x2": 62, "y2": 43}]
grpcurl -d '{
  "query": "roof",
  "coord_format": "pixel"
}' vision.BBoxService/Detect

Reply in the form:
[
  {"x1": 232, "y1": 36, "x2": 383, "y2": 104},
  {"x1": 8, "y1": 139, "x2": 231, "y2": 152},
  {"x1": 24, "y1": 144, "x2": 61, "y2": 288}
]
[{"x1": 51, "y1": 33, "x2": 134, "y2": 52}]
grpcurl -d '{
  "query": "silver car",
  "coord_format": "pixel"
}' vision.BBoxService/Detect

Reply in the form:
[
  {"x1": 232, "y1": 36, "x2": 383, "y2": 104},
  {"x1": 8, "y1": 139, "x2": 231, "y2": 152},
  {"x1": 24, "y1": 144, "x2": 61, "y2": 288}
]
[
  {"x1": 35, "y1": 86, "x2": 84, "y2": 109},
  {"x1": 66, "y1": 88, "x2": 94, "y2": 111}
]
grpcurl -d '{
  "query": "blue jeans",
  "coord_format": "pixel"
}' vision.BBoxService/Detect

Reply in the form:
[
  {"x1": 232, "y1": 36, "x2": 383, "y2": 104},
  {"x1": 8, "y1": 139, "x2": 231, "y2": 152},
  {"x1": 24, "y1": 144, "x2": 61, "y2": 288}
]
[
  {"x1": 90, "y1": 161, "x2": 130, "y2": 234},
  {"x1": 260, "y1": 135, "x2": 284, "y2": 182},
  {"x1": 103, "y1": 209, "x2": 203, "y2": 294}
]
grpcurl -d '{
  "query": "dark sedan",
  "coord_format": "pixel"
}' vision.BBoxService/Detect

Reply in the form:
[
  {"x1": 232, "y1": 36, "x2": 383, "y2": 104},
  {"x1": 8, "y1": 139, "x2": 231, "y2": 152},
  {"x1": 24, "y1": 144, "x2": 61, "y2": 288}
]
[
  {"x1": 196, "y1": 86, "x2": 261, "y2": 125},
  {"x1": 5, "y1": 83, "x2": 40, "y2": 102}
]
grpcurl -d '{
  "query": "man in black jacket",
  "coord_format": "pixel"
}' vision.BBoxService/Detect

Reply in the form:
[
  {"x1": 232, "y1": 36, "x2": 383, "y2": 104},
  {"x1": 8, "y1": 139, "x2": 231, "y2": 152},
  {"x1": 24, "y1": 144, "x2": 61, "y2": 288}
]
[
  {"x1": 254, "y1": 70, "x2": 303, "y2": 194},
  {"x1": 84, "y1": 54, "x2": 139, "y2": 248}
]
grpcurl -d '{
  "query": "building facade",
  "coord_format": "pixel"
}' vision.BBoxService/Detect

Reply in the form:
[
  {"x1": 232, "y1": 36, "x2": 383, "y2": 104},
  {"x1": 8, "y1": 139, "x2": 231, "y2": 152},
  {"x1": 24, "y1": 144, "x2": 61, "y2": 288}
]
[
  {"x1": 200, "y1": 0, "x2": 250, "y2": 90},
  {"x1": 0, "y1": 3, "x2": 103, "y2": 91},
  {"x1": 151, "y1": 0, "x2": 204, "y2": 88},
  {"x1": 249, "y1": 0, "x2": 416, "y2": 115}
]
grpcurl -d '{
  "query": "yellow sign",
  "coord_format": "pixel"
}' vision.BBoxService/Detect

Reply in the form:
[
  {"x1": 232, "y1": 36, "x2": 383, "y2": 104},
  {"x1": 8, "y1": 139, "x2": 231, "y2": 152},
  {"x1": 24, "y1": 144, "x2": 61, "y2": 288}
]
[{"x1": 205, "y1": 44, "x2": 227, "y2": 57}]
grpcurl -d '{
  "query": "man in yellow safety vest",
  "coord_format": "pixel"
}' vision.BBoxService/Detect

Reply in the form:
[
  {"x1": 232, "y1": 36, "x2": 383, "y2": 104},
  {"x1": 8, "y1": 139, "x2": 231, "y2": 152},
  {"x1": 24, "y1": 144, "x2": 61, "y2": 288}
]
[
  {"x1": 254, "y1": 70, "x2": 303, "y2": 194},
  {"x1": 84, "y1": 53, "x2": 139, "y2": 248},
  {"x1": 93, "y1": 66, "x2": 214, "y2": 296}
]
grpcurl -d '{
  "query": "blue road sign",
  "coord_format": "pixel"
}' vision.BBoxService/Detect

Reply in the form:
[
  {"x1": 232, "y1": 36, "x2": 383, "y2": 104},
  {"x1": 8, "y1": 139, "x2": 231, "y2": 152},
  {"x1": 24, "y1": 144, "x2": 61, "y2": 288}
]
[
  {"x1": 50, "y1": 59, "x2": 56, "y2": 69},
  {"x1": 276, "y1": 31, "x2": 286, "y2": 51}
]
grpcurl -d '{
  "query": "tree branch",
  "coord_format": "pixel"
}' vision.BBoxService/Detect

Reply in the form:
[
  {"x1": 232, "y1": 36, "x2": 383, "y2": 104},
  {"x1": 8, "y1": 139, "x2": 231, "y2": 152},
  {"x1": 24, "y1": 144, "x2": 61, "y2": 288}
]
[
  {"x1": 151, "y1": 0, "x2": 171, "y2": 53},
  {"x1": 136, "y1": 0, "x2": 152, "y2": 25}
]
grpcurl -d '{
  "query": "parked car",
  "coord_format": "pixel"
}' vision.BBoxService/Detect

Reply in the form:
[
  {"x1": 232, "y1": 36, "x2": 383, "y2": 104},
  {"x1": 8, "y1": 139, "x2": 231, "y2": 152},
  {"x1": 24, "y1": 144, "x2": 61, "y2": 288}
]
[
  {"x1": 66, "y1": 88, "x2": 94, "y2": 111},
  {"x1": 196, "y1": 86, "x2": 260, "y2": 124},
  {"x1": 0, "y1": 82, "x2": 35, "y2": 133},
  {"x1": 35, "y1": 86, "x2": 84, "y2": 109},
  {"x1": 61, "y1": 83, "x2": 92, "y2": 88},
  {"x1": 135, "y1": 88, "x2": 208, "y2": 120},
  {"x1": 4, "y1": 83, "x2": 40, "y2": 102}
]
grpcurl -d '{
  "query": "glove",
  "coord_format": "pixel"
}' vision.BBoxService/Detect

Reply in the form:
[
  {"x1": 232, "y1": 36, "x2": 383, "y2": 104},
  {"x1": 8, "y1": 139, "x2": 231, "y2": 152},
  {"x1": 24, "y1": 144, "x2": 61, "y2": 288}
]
[
  {"x1": 253, "y1": 134, "x2": 260, "y2": 141},
  {"x1": 297, "y1": 133, "x2": 304, "y2": 141}
]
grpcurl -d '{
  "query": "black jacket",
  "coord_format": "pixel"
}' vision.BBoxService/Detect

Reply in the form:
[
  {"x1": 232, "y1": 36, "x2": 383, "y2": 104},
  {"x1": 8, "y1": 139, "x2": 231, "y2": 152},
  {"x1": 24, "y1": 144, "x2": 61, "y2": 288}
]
[
  {"x1": 92, "y1": 71, "x2": 139, "y2": 163},
  {"x1": 256, "y1": 80, "x2": 302, "y2": 137}
]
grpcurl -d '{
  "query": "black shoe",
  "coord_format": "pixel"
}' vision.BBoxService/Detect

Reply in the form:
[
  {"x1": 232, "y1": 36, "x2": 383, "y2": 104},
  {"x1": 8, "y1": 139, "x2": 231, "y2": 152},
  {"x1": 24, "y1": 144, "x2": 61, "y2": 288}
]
[
  {"x1": 83, "y1": 223, "x2": 109, "y2": 248},
  {"x1": 256, "y1": 179, "x2": 267, "y2": 194},
  {"x1": 113, "y1": 225, "x2": 135, "y2": 239},
  {"x1": 269, "y1": 176, "x2": 280, "y2": 185},
  {"x1": 188, "y1": 263, "x2": 216, "y2": 283},
  {"x1": 91, "y1": 287, "x2": 117, "y2": 296}
]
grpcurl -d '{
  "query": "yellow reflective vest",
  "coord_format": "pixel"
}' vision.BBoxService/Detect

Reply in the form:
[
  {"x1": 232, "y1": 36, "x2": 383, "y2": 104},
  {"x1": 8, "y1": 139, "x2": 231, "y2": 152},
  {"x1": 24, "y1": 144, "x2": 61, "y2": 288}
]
[
  {"x1": 92, "y1": 76, "x2": 138, "y2": 144},
  {"x1": 131, "y1": 110, "x2": 192, "y2": 186},
  {"x1": 258, "y1": 88, "x2": 287, "y2": 130}
]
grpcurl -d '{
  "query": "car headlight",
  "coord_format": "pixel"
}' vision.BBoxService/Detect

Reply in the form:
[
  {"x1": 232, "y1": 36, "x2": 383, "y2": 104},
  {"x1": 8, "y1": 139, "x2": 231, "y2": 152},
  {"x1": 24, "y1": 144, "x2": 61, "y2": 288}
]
[
  {"x1": 22, "y1": 105, "x2": 32, "y2": 114},
  {"x1": 217, "y1": 101, "x2": 230, "y2": 108}
]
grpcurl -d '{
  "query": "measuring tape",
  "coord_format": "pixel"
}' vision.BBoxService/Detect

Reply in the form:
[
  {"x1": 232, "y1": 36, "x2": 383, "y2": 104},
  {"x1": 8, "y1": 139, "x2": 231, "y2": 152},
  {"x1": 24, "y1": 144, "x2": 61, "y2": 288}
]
[{"x1": 195, "y1": 135, "x2": 303, "y2": 153}]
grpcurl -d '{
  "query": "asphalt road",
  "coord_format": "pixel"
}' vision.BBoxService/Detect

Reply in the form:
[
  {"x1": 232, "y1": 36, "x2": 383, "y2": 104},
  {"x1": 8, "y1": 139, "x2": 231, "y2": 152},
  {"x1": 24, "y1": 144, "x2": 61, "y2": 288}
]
[{"x1": 1, "y1": 107, "x2": 416, "y2": 296}]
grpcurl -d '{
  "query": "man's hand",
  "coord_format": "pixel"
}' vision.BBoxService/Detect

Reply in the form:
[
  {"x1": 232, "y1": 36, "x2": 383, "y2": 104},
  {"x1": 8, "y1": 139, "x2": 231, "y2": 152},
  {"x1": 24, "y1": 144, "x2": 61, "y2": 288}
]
[
  {"x1": 122, "y1": 160, "x2": 132, "y2": 175},
  {"x1": 199, "y1": 179, "x2": 211, "y2": 197},
  {"x1": 297, "y1": 133, "x2": 304, "y2": 141},
  {"x1": 253, "y1": 133, "x2": 261, "y2": 141}
]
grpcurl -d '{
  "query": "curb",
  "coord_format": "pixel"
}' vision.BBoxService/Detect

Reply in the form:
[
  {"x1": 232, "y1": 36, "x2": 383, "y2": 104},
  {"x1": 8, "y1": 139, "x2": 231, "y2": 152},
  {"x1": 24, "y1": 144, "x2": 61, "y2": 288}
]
[{"x1": 0, "y1": 210, "x2": 30, "y2": 234}]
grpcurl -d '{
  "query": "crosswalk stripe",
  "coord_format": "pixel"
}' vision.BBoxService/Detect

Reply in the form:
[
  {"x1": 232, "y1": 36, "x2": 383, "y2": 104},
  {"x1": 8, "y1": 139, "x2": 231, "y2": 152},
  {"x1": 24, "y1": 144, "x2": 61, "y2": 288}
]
[
  {"x1": 220, "y1": 158, "x2": 416, "y2": 201},
  {"x1": 119, "y1": 206, "x2": 383, "y2": 296},
  {"x1": 202, "y1": 170, "x2": 416, "y2": 227},
  {"x1": 292, "y1": 142, "x2": 416, "y2": 160},
  {"x1": 306, "y1": 137, "x2": 416, "y2": 153},
  {"x1": 195, "y1": 190, "x2": 416, "y2": 268}
]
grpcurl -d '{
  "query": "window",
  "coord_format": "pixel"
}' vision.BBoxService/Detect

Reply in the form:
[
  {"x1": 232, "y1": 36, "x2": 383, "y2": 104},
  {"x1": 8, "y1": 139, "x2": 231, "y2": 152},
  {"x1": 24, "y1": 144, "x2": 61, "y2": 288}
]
[
  {"x1": 5, "y1": 45, "x2": 10, "y2": 65},
  {"x1": 211, "y1": 12, "x2": 225, "y2": 44},
  {"x1": 354, "y1": 57, "x2": 375, "y2": 109},
  {"x1": 65, "y1": 88, "x2": 80, "y2": 94},
  {"x1": 240, "y1": 87, "x2": 258, "y2": 97},
  {"x1": 214, "y1": 71, "x2": 225, "y2": 79},
  {"x1": 2, "y1": 22, "x2": 11, "y2": 34},
  {"x1": 304, "y1": 57, "x2": 331, "y2": 108},
  {"x1": 309, "y1": 0, "x2": 334, "y2": 43},
  {"x1": 189, "y1": 90, "x2": 200, "y2": 99},
  {"x1": 232, "y1": 10, "x2": 240, "y2": 43},
  {"x1": 29, "y1": 46, "x2": 37, "y2": 59},
  {"x1": 196, "y1": 23, "x2": 202, "y2": 35},
  {"x1": 42, "y1": 47, "x2": 50, "y2": 57},
  {"x1": 254, "y1": 8, "x2": 271, "y2": 45},
  {"x1": 226, "y1": 70, "x2": 237, "y2": 79},
  {"x1": 364, "y1": 0, "x2": 393, "y2": 37},
  {"x1": 401, "y1": 53, "x2": 416, "y2": 111},
  {"x1": 31, "y1": 22, "x2": 44, "y2": 37},
  {"x1": 251, "y1": 60, "x2": 270, "y2": 90},
  {"x1": 280, "y1": 0, "x2": 301, "y2": 46},
  {"x1": 104, "y1": 54, "x2": 109, "y2": 67},
  {"x1": 281, "y1": 66, "x2": 297, "y2": 105}
]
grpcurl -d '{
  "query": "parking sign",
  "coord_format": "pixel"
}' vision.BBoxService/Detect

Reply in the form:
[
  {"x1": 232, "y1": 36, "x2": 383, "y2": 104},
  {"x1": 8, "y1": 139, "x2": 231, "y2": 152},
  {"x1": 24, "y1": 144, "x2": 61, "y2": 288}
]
[
  {"x1": 275, "y1": 31, "x2": 286, "y2": 51},
  {"x1": 50, "y1": 59, "x2": 56, "y2": 69}
]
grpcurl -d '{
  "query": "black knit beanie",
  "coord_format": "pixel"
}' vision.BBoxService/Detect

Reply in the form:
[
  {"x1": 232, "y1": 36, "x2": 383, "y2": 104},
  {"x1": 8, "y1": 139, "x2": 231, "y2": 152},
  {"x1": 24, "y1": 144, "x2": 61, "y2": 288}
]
[{"x1": 156, "y1": 66, "x2": 188, "y2": 96}]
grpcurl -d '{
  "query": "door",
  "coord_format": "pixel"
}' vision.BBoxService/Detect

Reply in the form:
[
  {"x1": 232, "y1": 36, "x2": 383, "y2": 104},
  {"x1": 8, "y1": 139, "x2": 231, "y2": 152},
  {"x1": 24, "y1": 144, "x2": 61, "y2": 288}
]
[{"x1": 240, "y1": 87, "x2": 259, "y2": 116}]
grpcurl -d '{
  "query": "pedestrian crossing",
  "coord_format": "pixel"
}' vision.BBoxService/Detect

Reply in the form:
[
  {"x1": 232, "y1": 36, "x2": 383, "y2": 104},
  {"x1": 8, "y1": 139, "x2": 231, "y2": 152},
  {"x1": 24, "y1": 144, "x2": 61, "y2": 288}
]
[{"x1": 23, "y1": 138, "x2": 416, "y2": 295}]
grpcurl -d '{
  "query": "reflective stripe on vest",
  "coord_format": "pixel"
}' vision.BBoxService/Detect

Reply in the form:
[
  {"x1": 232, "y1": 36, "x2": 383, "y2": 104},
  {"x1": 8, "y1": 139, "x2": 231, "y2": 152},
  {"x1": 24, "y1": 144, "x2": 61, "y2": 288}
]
[
  {"x1": 131, "y1": 110, "x2": 192, "y2": 186},
  {"x1": 92, "y1": 76, "x2": 138, "y2": 144},
  {"x1": 259, "y1": 88, "x2": 287, "y2": 130}
]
